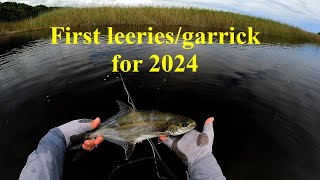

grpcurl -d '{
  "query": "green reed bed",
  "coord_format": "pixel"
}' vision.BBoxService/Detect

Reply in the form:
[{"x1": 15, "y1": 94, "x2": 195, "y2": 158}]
[{"x1": 0, "y1": 6, "x2": 319, "y2": 43}]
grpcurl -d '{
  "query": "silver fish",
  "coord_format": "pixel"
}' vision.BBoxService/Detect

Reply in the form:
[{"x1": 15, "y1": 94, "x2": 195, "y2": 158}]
[{"x1": 84, "y1": 101, "x2": 196, "y2": 160}]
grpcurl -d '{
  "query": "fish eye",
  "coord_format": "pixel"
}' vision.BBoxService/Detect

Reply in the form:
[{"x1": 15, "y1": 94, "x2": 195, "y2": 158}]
[{"x1": 181, "y1": 122, "x2": 189, "y2": 127}]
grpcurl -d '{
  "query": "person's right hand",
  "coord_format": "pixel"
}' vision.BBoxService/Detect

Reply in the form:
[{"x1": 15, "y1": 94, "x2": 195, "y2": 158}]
[
  {"x1": 160, "y1": 117, "x2": 215, "y2": 167},
  {"x1": 80, "y1": 118, "x2": 104, "y2": 151},
  {"x1": 57, "y1": 117, "x2": 104, "y2": 151}
]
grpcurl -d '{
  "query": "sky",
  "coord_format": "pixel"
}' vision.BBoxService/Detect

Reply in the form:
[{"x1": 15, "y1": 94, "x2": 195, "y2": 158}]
[{"x1": 2, "y1": 0, "x2": 319, "y2": 33}]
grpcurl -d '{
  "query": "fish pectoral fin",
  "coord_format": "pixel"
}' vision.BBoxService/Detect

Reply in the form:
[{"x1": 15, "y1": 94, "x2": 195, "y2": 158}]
[
  {"x1": 104, "y1": 137, "x2": 136, "y2": 160},
  {"x1": 125, "y1": 142, "x2": 136, "y2": 160}
]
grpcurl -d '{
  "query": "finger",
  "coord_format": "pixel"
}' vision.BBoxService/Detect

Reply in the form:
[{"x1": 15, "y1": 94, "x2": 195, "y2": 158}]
[
  {"x1": 205, "y1": 117, "x2": 214, "y2": 124},
  {"x1": 159, "y1": 135, "x2": 167, "y2": 141},
  {"x1": 77, "y1": 118, "x2": 98, "y2": 132},
  {"x1": 82, "y1": 143, "x2": 94, "y2": 151},
  {"x1": 160, "y1": 136, "x2": 174, "y2": 148},
  {"x1": 82, "y1": 140, "x2": 96, "y2": 151},
  {"x1": 203, "y1": 117, "x2": 214, "y2": 137},
  {"x1": 84, "y1": 139, "x2": 95, "y2": 147},
  {"x1": 94, "y1": 136, "x2": 104, "y2": 145},
  {"x1": 91, "y1": 117, "x2": 100, "y2": 129}
]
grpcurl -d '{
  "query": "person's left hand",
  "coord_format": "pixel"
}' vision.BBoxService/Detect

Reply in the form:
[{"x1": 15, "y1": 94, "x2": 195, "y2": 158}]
[
  {"x1": 160, "y1": 117, "x2": 215, "y2": 166},
  {"x1": 58, "y1": 117, "x2": 104, "y2": 150}
]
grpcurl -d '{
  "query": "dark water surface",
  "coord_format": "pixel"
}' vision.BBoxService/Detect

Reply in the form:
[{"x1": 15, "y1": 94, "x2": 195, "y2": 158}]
[{"x1": 1, "y1": 28, "x2": 320, "y2": 180}]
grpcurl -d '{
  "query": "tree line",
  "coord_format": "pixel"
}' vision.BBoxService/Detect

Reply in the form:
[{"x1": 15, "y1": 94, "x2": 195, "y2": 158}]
[{"x1": 0, "y1": 2, "x2": 57, "y2": 22}]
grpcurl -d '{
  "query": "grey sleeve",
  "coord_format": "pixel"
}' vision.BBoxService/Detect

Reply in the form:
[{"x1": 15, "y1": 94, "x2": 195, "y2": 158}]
[
  {"x1": 189, "y1": 154, "x2": 226, "y2": 180},
  {"x1": 19, "y1": 128, "x2": 67, "y2": 180}
]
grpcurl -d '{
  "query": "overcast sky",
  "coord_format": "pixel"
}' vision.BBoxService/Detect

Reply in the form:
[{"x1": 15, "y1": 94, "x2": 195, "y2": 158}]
[{"x1": 2, "y1": 0, "x2": 319, "y2": 33}]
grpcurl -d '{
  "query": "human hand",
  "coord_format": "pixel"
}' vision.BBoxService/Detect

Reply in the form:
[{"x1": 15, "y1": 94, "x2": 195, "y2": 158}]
[
  {"x1": 160, "y1": 117, "x2": 214, "y2": 167},
  {"x1": 58, "y1": 117, "x2": 104, "y2": 150}
]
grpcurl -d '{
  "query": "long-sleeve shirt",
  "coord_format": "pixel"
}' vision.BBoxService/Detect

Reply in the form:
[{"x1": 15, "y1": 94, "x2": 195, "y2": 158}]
[
  {"x1": 19, "y1": 128, "x2": 226, "y2": 180},
  {"x1": 19, "y1": 128, "x2": 66, "y2": 180},
  {"x1": 189, "y1": 154, "x2": 226, "y2": 180}
]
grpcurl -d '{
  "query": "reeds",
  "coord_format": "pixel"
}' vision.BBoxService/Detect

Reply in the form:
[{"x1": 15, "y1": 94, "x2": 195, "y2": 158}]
[{"x1": 0, "y1": 6, "x2": 319, "y2": 43}]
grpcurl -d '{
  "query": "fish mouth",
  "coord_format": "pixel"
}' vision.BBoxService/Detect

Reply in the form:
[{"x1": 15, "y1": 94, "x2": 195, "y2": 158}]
[
  {"x1": 189, "y1": 121, "x2": 197, "y2": 129},
  {"x1": 182, "y1": 121, "x2": 197, "y2": 134}
]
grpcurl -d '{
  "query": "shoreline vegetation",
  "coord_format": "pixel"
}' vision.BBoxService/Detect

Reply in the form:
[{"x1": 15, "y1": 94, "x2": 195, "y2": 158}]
[
  {"x1": 0, "y1": 6, "x2": 319, "y2": 44},
  {"x1": 0, "y1": 2, "x2": 57, "y2": 22}
]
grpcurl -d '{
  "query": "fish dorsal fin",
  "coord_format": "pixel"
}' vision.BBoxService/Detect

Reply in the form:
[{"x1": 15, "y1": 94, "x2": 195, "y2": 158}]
[
  {"x1": 104, "y1": 137, "x2": 136, "y2": 160},
  {"x1": 117, "y1": 100, "x2": 134, "y2": 113},
  {"x1": 100, "y1": 100, "x2": 134, "y2": 126}
]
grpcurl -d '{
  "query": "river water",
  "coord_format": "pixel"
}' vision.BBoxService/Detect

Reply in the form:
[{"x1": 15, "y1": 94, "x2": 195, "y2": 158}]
[{"x1": 0, "y1": 27, "x2": 320, "y2": 180}]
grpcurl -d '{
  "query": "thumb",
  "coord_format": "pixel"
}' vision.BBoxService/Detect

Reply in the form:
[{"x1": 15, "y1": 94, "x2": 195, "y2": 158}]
[
  {"x1": 90, "y1": 117, "x2": 100, "y2": 130},
  {"x1": 78, "y1": 117, "x2": 100, "y2": 133},
  {"x1": 159, "y1": 135, "x2": 175, "y2": 148},
  {"x1": 203, "y1": 117, "x2": 214, "y2": 138}
]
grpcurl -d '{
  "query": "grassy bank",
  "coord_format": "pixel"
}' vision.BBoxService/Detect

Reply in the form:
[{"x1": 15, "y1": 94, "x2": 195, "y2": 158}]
[{"x1": 1, "y1": 6, "x2": 319, "y2": 43}]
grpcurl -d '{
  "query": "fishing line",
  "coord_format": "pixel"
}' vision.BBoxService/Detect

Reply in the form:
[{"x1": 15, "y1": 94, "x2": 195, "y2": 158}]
[
  {"x1": 119, "y1": 73, "x2": 136, "y2": 111},
  {"x1": 108, "y1": 157, "x2": 161, "y2": 179},
  {"x1": 148, "y1": 139, "x2": 166, "y2": 179},
  {"x1": 113, "y1": 73, "x2": 176, "y2": 180}
]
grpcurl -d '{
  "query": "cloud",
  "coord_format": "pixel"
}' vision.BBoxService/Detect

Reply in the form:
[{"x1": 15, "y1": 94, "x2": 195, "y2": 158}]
[{"x1": 2, "y1": 0, "x2": 319, "y2": 32}]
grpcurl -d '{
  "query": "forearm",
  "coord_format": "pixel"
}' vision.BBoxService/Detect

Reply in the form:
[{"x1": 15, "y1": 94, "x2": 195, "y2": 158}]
[
  {"x1": 189, "y1": 154, "x2": 226, "y2": 180},
  {"x1": 19, "y1": 128, "x2": 67, "y2": 180}
]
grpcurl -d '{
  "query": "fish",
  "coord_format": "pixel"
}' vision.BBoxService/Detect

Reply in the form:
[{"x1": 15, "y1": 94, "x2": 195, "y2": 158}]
[{"x1": 73, "y1": 100, "x2": 196, "y2": 160}]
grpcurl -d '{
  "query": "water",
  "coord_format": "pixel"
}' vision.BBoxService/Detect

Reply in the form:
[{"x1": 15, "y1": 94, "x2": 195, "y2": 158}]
[{"x1": 0, "y1": 28, "x2": 320, "y2": 180}]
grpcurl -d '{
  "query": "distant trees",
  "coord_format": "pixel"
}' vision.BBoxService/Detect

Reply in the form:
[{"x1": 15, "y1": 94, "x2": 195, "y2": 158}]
[{"x1": 0, "y1": 2, "x2": 57, "y2": 22}]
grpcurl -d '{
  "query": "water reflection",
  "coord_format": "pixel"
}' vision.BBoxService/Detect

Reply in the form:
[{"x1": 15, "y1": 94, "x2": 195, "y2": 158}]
[{"x1": 0, "y1": 28, "x2": 320, "y2": 180}]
